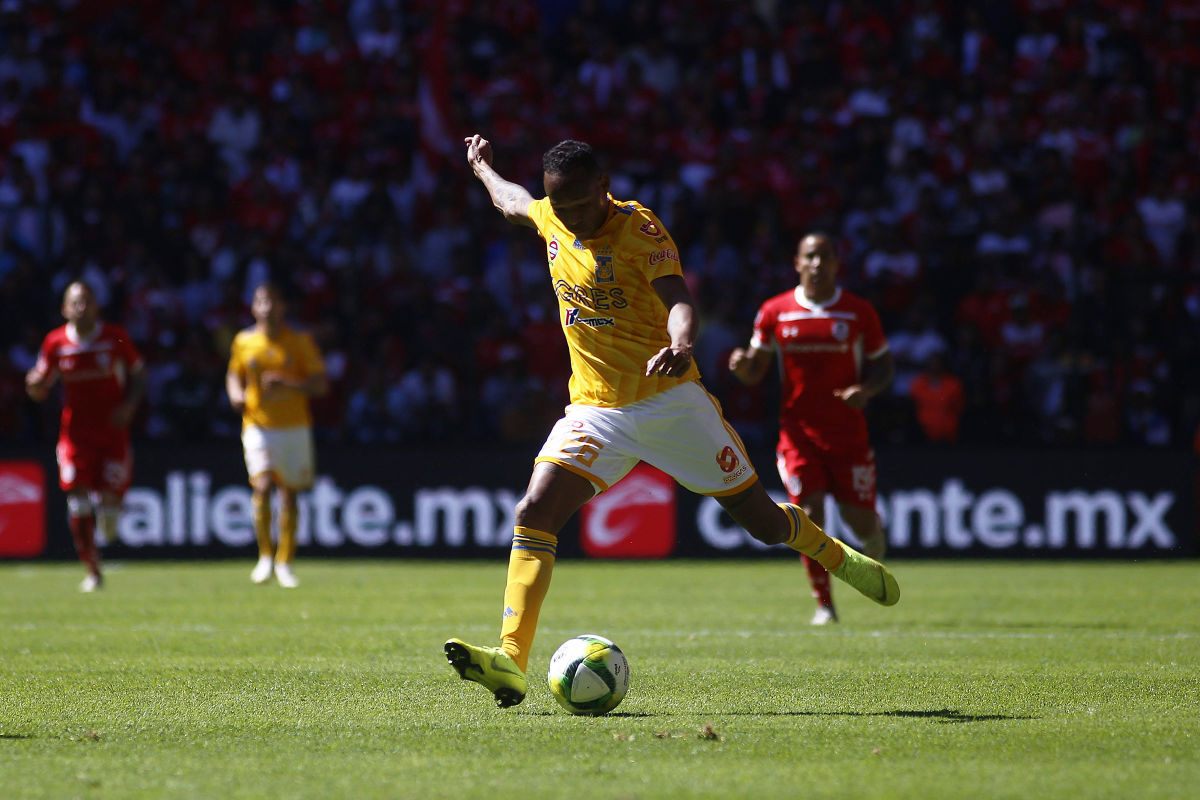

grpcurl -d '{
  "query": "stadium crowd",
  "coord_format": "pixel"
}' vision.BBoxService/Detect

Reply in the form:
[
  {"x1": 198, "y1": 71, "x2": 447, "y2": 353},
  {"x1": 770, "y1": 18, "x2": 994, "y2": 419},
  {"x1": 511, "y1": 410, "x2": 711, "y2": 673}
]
[{"x1": 2, "y1": 0, "x2": 1199, "y2": 451}]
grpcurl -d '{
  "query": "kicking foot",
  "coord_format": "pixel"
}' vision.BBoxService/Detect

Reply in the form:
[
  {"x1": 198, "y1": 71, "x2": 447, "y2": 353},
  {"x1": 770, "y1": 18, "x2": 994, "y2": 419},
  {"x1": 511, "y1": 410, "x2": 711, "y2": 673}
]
[
  {"x1": 251, "y1": 556, "x2": 274, "y2": 584},
  {"x1": 832, "y1": 542, "x2": 899, "y2": 606},
  {"x1": 444, "y1": 638, "x2": 527, "y2": 708},
  {"x1": 79, "y1": 573, "x2": 103, "y2": 592},
  {"x1": 811, "y1": 604, "x2": 838, "y2": 625}
]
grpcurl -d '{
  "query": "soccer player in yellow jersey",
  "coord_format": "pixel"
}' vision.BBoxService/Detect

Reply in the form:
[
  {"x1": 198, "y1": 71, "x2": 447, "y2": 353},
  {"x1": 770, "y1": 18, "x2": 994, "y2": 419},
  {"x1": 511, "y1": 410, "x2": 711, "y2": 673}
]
[
  {"x1": 445, "y1": 136, "x2": 900, "y2": 708},
  {"x1": 226, "y1": 284, "x2": 328, "y2": 588}
]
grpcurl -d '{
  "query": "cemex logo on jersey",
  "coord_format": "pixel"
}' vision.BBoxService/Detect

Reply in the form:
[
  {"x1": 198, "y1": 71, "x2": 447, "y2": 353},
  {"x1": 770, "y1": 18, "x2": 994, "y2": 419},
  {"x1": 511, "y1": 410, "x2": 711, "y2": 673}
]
[
  {"x1": 565, "y1": 308, "x2": 616, "y2": 328},
  {"x1": 0, "y1": 461, "x2": 47, "y2": 557},
  {"x1": 581, "y1": 463, "x2": 676, "y2": 558}
]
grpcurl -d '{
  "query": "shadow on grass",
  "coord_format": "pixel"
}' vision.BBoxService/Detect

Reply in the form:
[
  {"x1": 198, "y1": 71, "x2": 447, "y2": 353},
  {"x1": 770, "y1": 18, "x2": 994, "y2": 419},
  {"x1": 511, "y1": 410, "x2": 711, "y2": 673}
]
[
  {"x1": 0, "y1": 734, "x2": 34, "y2": 739},
  {"x1": 557, "y1": 708, "x2": 1034, "y2": 723}
]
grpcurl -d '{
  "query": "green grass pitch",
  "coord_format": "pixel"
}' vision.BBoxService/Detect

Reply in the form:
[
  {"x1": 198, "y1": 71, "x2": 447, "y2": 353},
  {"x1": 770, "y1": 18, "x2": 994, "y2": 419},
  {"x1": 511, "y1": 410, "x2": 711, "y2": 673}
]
[{"x1": 2, "y1": 558, "x2": 1198, "y2": 799}]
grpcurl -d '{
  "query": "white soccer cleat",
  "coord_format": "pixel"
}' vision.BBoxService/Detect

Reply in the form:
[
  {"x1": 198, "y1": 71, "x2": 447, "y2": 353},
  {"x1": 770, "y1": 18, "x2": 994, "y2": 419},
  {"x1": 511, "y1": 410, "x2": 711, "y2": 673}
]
[
  {"x1": 811, "y1": 605, "x2": 838, "y2": 626},
  {"x1": 274, "y1": 562, "x2": 299, "y2": 588},
  {"x1": 251, "y1": 556, "x2": 274, "y2": 584},
  {"x1": 79, "y1": 573, "x2": 103, "y2": 593}
]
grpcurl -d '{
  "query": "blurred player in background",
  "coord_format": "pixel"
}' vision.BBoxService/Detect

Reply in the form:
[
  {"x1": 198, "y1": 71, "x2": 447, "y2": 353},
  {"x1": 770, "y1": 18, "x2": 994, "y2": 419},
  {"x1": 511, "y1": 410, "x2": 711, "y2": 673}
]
[
  {"x1": 226, "y1": 283, "x2": 328, "y2": 588},
  {"x1": 730, "y1": 233, "x2": 894, "y2": 625},
  {"x1": 25, "y1": 281, "x2": 145, "y2": 592},
  {"x1": 444, "y1": 136, "x2": 899, "y2": 709}
]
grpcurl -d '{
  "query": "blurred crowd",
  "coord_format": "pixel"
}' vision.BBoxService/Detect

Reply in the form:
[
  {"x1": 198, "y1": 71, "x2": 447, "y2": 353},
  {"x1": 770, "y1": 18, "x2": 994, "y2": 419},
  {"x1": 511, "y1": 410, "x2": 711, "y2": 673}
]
[{"x1": 2, "y1": 0, "x2": 1199, "y2": 451}]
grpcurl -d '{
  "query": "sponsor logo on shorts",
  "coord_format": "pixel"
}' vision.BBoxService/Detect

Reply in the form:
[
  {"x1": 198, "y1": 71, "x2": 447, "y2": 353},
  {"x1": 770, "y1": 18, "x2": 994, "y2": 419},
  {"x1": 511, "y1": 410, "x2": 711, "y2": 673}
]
[
  {"x1": 716, "y1": 446, "x2": 740, "y2": 474},
  {"x1": 565, "y1": 308, "x2": 615, "y2": 328}
]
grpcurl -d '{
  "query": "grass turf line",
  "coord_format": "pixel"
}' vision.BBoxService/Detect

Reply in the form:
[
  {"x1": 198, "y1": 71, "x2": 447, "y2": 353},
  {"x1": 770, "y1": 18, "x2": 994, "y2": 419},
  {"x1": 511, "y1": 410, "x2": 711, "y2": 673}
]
[{"x1": 1, "y1": 559, "x2": 1198, "y2": 799}]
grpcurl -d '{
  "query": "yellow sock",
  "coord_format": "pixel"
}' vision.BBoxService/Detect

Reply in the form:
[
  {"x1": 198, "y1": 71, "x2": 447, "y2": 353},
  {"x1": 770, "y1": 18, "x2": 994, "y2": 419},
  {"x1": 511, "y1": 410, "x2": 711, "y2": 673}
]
[
  {"x1": 277, "y1": 500, "x2": 297, "y2": 563},
  {"x1": 500, "y1": 526, "x2": 557, "y2": 673},
  {"x1": 779, "y1": 503, "x2": 845, "y2": 573},
  {"x1": 252, "y1": 492, "x2": 273, "y2": 558}
]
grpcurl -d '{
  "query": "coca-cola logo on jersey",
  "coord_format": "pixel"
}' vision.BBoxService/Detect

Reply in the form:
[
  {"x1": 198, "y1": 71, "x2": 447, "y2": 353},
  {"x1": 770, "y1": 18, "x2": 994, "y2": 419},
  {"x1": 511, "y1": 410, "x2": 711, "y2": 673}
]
[{"x1": 580, "y1": 463, "x2": 676, "y2": 558}]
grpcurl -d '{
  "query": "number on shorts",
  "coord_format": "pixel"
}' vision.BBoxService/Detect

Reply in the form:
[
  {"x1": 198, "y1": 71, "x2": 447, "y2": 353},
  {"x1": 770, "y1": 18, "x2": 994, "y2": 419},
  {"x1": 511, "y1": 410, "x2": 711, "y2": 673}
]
[{"x1": 560, "y1": 433, "x2": 605, "y2": 467}]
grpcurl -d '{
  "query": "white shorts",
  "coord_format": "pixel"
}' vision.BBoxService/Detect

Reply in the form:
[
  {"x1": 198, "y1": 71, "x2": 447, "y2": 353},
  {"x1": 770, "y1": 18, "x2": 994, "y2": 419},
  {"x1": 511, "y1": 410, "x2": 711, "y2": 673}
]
[
  {"x1": 242, "y1": 425, "x2": 316, "y2": 489},
  {"x1": 535, "y1": 380, "x2": 758, "y2": 497}
]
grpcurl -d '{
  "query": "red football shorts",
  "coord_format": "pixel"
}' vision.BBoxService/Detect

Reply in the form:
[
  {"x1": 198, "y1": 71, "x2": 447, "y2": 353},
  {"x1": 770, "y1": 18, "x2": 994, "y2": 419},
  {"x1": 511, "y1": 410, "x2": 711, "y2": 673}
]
[
  {"x1": 775, "y1": 439, "x2": 876, "y2": 511},
  {"x1": 55, "y1": 436, "x2": 133, "y2": 496}
]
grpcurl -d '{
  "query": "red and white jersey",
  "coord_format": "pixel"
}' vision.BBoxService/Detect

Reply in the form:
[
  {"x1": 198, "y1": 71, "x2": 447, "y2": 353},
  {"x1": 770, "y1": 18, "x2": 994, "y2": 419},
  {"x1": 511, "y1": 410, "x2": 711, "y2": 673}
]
[
  {"x1": 31, "y1": 322, "x2": 143, "y2": 444},
  {"x1": 750, "y1": 287, "x2": 888, "y2": 450}
]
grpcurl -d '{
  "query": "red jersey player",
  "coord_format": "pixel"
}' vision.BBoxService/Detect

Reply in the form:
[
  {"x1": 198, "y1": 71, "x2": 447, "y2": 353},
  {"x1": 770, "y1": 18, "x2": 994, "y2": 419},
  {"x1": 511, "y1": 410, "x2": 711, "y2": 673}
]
[
  {"x1": 730, "y1": 233, "x2": 894, "y2": 624},
  {"x1": 25, "y1": 282, "x2": 145, "y2": 592}
]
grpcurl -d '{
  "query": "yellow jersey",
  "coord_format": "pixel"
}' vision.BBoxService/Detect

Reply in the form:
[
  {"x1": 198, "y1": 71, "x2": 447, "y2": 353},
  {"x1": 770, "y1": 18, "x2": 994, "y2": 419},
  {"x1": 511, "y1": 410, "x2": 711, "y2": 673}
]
[
  {"x1": 227, "y1": 324, "x2": 325, "y2": 429},
  {"x1": 527, "y1": 195, "x2": 700, "y2": 407}
]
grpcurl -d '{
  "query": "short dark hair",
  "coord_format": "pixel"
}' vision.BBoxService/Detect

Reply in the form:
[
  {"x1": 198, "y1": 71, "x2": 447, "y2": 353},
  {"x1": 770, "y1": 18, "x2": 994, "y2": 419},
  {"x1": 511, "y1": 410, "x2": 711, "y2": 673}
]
[
  {"x1": 542, "y1": 140, "x2": 600, "y2": 178},
  {"x1": 799, "y1": 231, "x2": 834, "y2": 250}
]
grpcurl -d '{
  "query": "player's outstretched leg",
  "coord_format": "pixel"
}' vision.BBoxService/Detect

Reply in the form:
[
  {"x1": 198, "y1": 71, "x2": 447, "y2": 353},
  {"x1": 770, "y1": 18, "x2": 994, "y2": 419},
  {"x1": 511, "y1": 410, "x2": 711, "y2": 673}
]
[
  {"x1": 778, "y1": 503, "x2": 899, "y2": 607},
  {"x1": 444, "y1": 638, "x2": 527, "y2": 708},
  {"x1": 831, "y1": 540, "x2": 899, "y2": 606}
]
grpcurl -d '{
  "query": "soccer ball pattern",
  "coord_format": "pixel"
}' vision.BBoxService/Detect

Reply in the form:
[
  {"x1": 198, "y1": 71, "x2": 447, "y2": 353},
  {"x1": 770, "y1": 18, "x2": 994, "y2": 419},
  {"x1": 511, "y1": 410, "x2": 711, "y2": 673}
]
[{"x1": 546, "y1": 634, "x2": 629, "y2": 715}]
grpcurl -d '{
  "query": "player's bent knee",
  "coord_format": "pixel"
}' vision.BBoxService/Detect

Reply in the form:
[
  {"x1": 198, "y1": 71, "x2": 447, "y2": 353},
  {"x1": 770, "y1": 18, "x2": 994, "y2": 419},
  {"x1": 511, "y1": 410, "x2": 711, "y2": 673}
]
[{"x1": 66, "y1": 493, "x2": 94, "y2": 518}]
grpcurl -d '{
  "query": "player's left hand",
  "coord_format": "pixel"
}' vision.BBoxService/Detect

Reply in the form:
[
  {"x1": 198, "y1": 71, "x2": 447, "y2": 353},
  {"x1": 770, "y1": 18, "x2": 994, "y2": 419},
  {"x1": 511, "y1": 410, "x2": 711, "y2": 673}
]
[
  {"x1": 261, "y1": 371, "x2": 291, "y2": 396},
  {"x1": 645, "y1": 344, "x2": 693, "y2": 378},
  {"x1": 834, "y1": 385, "x2": 869, "y2": 410},
  {"x1": 111, "y1": 402, "x2": 136, "y2": 428}
]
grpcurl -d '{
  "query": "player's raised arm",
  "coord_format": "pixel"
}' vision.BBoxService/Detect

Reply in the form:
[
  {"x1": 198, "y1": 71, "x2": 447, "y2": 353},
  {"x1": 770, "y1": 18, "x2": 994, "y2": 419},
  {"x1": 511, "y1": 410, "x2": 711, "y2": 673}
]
[{"x1": 464, "y1": 134, "x2": 535, "y2": 228}]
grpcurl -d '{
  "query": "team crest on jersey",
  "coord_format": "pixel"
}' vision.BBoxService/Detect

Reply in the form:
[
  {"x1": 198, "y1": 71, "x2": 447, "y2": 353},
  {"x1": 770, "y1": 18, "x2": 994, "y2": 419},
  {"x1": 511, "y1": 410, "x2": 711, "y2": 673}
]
[
  {"x1": 548, "y1": 237, "x2": 559, "y2": 262},
  {"x1": 594, "y1": 249, "x2": 615, "y2": 283},
  {"x1": 715, "y1": 446, "x2": 740, "y2": 473},
  {"x1": 639, "y1": 219, "x2": 660, "y2": 237},
  {"x1": 831, "y1": 320, "x2": 850, "y2": 341}
]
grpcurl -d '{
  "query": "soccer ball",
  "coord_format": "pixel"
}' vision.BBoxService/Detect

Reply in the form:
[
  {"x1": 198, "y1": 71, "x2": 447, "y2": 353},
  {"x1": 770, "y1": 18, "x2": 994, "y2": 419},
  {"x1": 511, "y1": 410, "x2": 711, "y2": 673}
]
[{"x1": 546, "y1": 634, "x2": 629, "y2": 715}]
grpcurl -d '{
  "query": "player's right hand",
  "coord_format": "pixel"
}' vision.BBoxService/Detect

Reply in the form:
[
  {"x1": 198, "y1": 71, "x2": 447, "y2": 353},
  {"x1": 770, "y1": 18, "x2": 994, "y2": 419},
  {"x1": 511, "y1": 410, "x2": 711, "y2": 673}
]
[
  {"x1": 727, "y1": 347, "x2": 750, "y2": 373},
  {"x1": 25, "y1": 374, "x2": 48, "y2": 402},
  {"x1": 464, "y1": 134, "x2": 494, "y2": 169}
]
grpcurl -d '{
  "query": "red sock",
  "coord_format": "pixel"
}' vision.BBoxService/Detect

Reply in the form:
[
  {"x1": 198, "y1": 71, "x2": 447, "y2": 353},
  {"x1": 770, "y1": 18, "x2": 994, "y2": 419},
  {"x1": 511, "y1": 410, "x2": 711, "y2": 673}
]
[
  {"x1": 69, "y1": 514, "x2": 101, "y2": 576},
  {"x1": 801, "y1": 554, "x2": 833, "y2": 608}
]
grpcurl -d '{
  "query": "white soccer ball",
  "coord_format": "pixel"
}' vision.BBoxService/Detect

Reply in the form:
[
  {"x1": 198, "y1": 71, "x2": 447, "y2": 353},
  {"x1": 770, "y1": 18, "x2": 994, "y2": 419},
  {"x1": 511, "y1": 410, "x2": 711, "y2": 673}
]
[{"x1": 546, "y1": 634, "x2": 630, "y2": 715}]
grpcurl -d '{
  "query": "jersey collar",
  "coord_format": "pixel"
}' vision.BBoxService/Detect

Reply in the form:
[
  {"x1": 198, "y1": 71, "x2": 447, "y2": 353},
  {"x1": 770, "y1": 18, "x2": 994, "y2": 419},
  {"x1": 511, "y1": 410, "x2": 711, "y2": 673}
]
[
  {"x1": 65, "y1": 322, "x2": 100, "y2": 345},
  {"x1": 580, "y1": 195, "x2": 620, "y2": 242},
  {"x1": 794, "y1": 286, "x2": 841, "y2": 310}
]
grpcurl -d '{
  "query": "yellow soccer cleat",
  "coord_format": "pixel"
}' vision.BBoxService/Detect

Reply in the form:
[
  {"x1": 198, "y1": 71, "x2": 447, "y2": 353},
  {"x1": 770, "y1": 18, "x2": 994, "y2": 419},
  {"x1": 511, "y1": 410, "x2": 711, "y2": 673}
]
[
  {"x1": 832, "y1": 542, "x2": 900, "y2": 606},
  {"x1": 444, "y1": 638, "x2": 527, "y2": 708}
]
